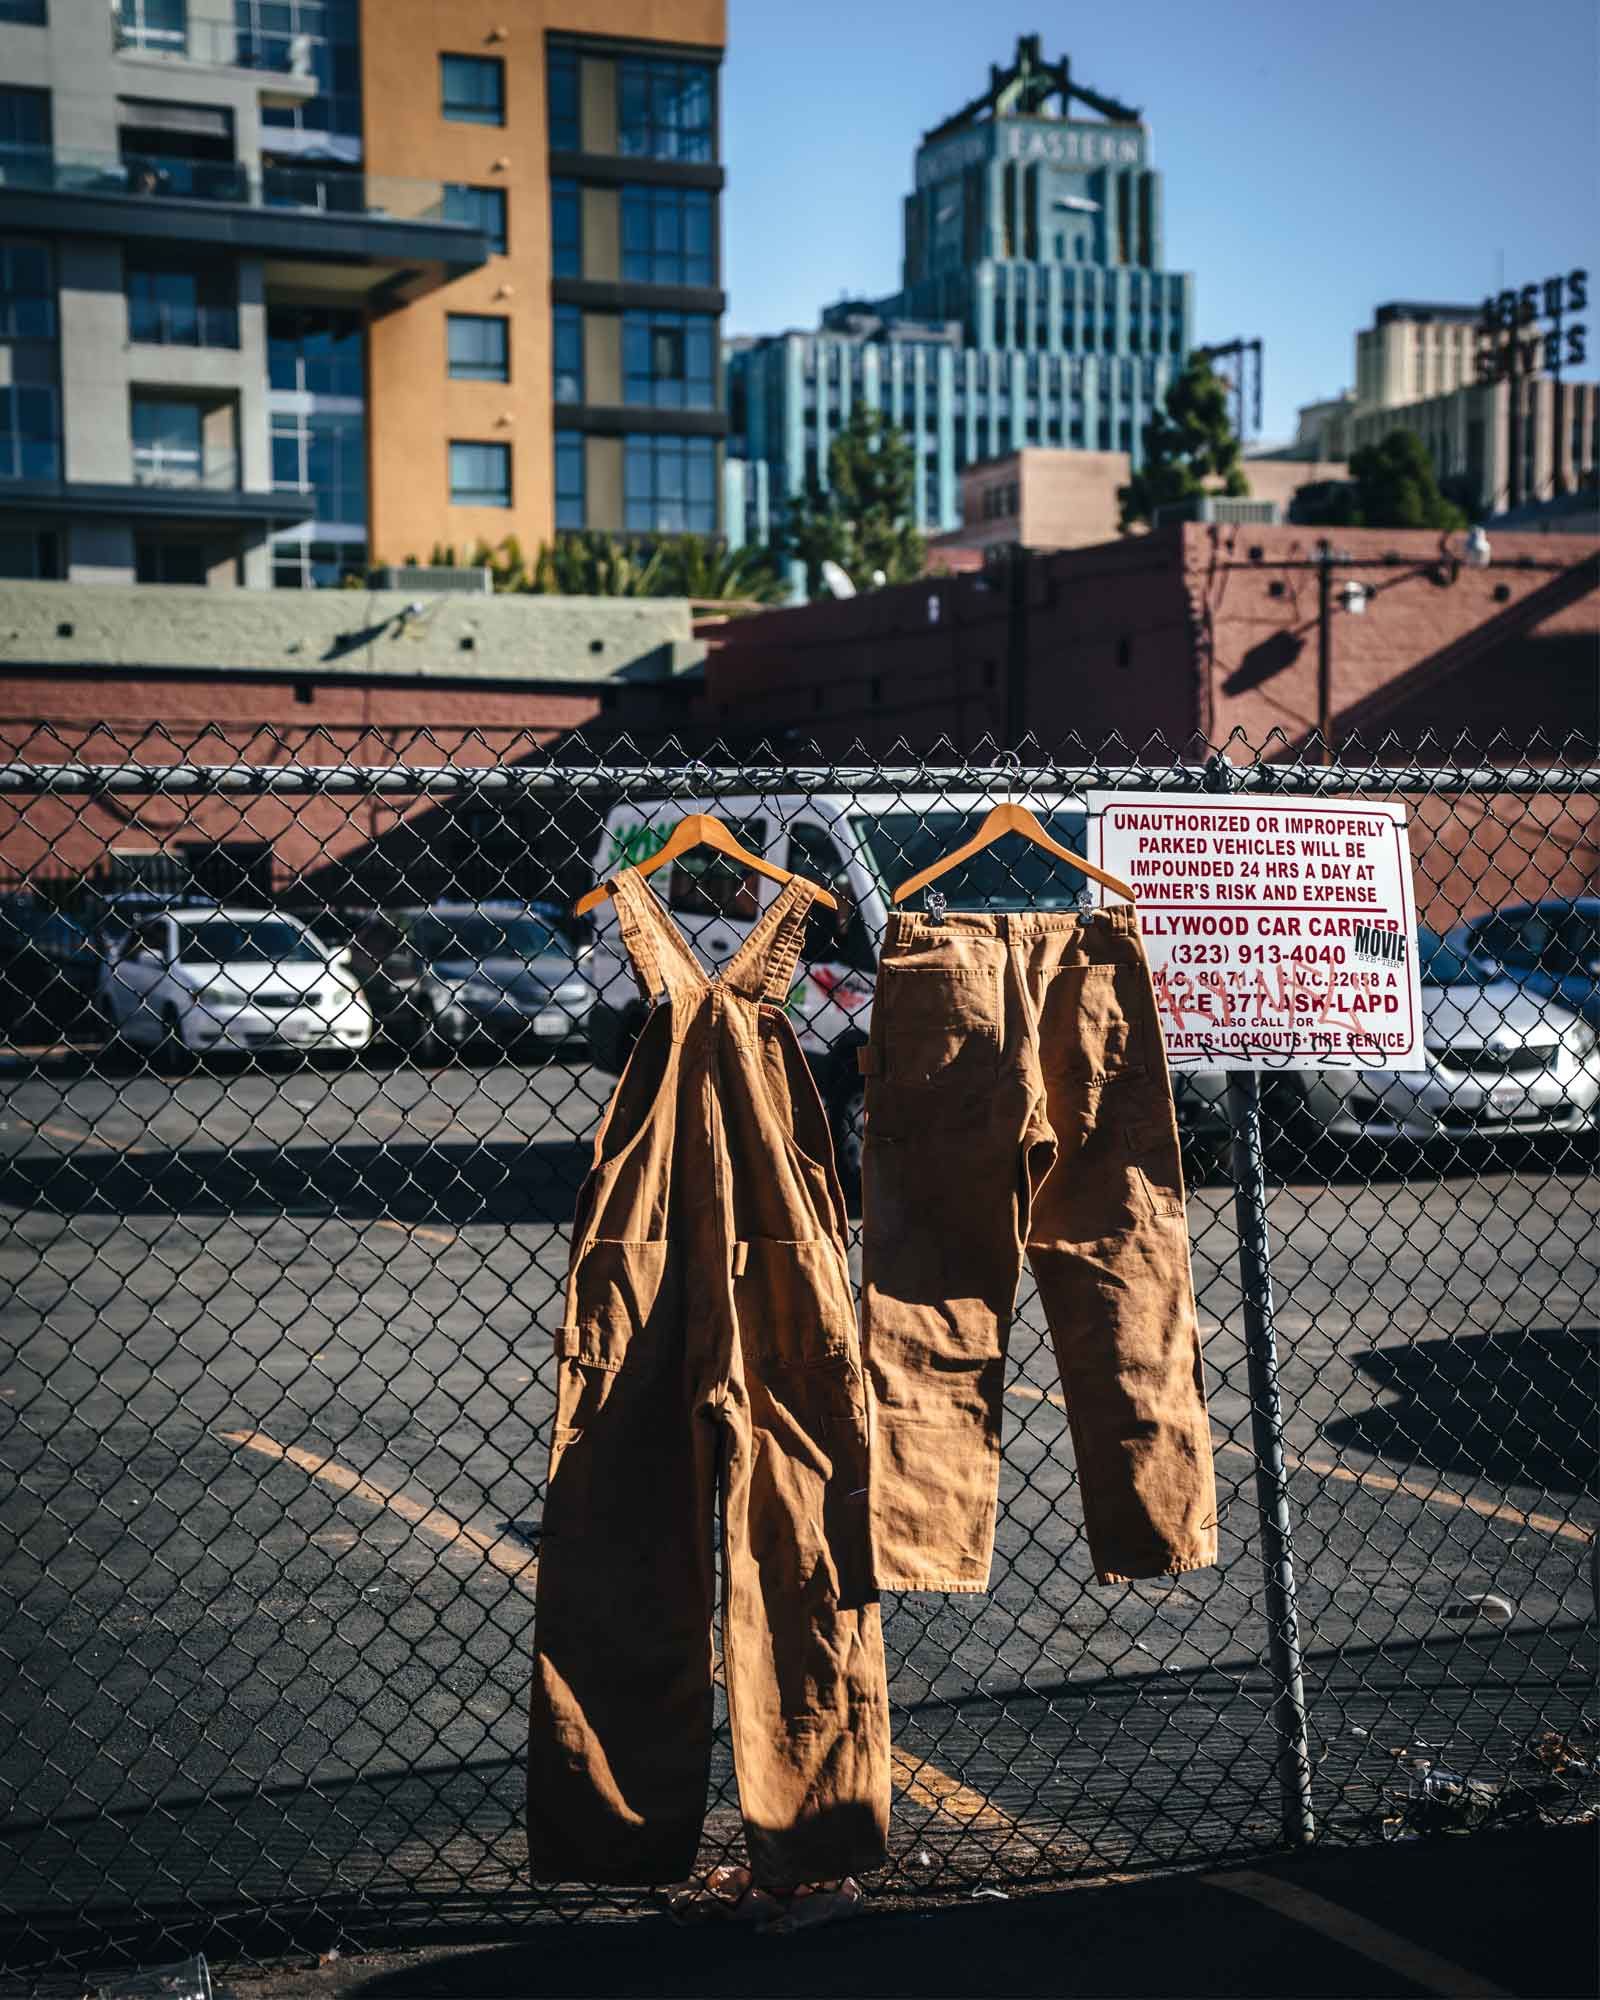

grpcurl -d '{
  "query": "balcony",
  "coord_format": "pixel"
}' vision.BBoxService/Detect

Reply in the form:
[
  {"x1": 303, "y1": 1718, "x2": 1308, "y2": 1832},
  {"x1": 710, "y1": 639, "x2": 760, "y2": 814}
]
[
  {"x1": 0, "y1": 145, "x2": 489, "y2": 305},
  {"x1": 0, "y1": 469, "x2": 313, "y2": 528},
  {"x1": 112, "y1": 14, "x2": 319, "y2": 109}
]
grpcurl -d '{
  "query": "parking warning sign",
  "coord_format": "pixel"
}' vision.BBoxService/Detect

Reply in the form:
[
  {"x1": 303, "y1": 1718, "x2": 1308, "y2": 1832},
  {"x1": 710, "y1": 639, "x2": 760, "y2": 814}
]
[{"x1": 1086, "y1": 793, "x2": 1425, "y2": 1071}]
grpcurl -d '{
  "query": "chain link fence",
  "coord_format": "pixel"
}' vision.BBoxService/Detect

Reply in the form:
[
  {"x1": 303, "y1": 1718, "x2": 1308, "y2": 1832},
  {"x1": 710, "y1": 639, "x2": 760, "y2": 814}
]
[{"x1": 0, "y1": 728, "x2": 1595, "y2": 1992}]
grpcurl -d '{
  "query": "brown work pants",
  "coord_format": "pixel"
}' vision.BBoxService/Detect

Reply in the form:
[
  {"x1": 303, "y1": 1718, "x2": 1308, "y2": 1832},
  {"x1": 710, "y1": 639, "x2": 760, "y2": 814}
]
[
  {"x1": 528, "y1": 867, "x2": 890, "y2": 1889},
  {"x1": 860, "y1": 904, "x2": 1218, "y2": 1592}
]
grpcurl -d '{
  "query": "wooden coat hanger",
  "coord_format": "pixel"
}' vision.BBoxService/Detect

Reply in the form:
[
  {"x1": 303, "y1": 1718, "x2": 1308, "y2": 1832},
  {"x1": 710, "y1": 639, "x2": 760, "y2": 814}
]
[
  {"x1": 891, "y1": 801, "x2": 1137, "y2": 907},
  {"x1": 574, "y1": 813, "x2": 838, "y2": 919}
]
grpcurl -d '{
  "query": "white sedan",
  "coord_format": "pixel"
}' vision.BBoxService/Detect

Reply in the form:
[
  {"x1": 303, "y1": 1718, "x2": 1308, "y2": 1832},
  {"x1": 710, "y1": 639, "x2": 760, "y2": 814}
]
[{"x1": 100, "y1": 907, "x2": 373, "y2": 1058}]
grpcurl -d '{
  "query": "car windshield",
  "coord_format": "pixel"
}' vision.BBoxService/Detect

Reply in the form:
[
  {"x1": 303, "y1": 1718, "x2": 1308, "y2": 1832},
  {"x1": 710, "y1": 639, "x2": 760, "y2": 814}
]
[
  {"x1": 854, "y1": 810, "x2": 1088, "y2": 910},
  {"x1": 409, "y1": 916, "x2": 563, "y2": 964},
  {"x1": 1418, "y1": 927, "x2": 1488, "y2": 987},
  {"x1": 176, "y1": 919, "x2": 323, "y2": 966}
]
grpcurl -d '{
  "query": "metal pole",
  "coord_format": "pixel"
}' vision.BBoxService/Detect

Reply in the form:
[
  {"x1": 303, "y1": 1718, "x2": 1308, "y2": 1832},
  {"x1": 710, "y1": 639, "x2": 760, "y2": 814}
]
[
  {"x1": 1507, "y1": 350, "x2": 1523, "y2": 513},
  {"x1": 1226, "y1": 1069, "x2": 1317, "y2": 1847},
  {"x1": 1315, "y1": 541, "x2": 1333, "y2": 767},
  {"x1": 1004, "y1": 543, "x2": 1030, "y2": 749}
]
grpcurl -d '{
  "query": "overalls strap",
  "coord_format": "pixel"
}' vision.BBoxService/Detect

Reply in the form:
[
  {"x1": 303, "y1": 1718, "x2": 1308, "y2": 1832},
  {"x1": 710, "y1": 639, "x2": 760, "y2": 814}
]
[
  {"x1": 721, "y1": 874, "x2": 820, "y2": 1004},
  {"x1": 608, "y1": 866, "x2": 708, "y2": 1004}
]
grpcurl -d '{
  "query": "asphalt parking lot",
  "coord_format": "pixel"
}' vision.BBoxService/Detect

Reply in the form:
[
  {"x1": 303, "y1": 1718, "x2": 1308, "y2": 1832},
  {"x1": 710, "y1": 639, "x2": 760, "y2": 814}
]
[{"x1": 0, "y1": 1051, "x2": 1595, "y2": 1972}]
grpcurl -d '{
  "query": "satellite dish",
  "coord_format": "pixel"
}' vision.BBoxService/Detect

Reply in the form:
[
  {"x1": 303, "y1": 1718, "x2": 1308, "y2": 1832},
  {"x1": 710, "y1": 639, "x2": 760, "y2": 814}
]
[{"x1": 819, "y1": 559, "x2": 856, "y2": 599}]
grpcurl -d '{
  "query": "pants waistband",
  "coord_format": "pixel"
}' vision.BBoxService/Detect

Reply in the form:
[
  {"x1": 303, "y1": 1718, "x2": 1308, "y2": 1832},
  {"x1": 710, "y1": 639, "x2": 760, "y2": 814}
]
[{"x1": 890, "y1": 903, "x2": 1139, "y2": 942}]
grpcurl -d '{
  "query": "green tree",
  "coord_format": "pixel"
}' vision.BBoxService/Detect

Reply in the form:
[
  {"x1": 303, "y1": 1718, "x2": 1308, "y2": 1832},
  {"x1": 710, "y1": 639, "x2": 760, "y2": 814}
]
[
  {"x1": 1118, "y1": 355, "x2": 1249, "y2": 530},
  {"x1": 402, "y1": 530, "x2": 787, "y2": 603},
  {"x1": 782, "y1": 405, "x2": 927, "y2": 597},
  {"x1": 650, "y1": 534, "x2": 787, "y2": 605},
  {"x1": 1299, "y1": 430, "x2": 1467, "y2": 531}
]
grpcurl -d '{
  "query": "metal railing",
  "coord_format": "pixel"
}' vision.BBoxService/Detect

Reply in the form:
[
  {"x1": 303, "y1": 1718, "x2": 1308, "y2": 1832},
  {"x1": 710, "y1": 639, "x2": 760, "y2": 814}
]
[
  {"x1": 0, "y1": 727, "x2": 1594, "y2": 1993},
  {"x1": 0, "y1": 144, "x2": 473, "y2": 228}
]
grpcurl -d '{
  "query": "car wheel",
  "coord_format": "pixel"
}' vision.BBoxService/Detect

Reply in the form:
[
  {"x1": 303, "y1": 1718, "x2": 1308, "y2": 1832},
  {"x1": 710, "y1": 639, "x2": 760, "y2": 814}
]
[
  {"x1": 827, "y1": 1069, "x2": 866, "y2": 1211},
  {"x1": 161, "y1": 1004, "x2": 194, "y2": 1071}
]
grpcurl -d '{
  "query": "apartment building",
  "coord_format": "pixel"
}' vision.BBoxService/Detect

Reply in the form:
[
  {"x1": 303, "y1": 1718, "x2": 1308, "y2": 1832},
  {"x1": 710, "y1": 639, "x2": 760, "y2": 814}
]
[{"x1": 0, "y1": 0, "x2": 726, "y2": 588}]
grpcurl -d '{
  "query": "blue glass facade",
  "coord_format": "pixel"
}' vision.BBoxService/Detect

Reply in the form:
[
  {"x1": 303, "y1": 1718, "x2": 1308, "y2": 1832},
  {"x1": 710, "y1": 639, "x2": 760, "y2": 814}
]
[{"x1": 726, "y1": 50, "x2": 1194, "y2": 558}]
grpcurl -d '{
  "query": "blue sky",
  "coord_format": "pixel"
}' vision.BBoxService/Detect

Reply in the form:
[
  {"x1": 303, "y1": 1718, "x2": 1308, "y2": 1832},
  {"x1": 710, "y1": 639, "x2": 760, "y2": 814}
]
[{"x1": 722, "y1": 0, "x2": 1599, "y2": 443}]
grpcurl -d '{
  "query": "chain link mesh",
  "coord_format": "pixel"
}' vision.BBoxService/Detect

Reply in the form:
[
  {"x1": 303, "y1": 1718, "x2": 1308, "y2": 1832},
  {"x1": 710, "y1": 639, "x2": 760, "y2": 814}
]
[{"x1": 1, "y1": 727, "x2": 1594, "y2": 1991}]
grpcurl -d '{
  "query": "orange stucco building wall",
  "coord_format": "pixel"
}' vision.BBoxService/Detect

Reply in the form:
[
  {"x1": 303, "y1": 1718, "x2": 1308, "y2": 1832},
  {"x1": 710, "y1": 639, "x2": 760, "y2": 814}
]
[{"x1": 361, "y1": 1, "x2": 725, "y2": 567}]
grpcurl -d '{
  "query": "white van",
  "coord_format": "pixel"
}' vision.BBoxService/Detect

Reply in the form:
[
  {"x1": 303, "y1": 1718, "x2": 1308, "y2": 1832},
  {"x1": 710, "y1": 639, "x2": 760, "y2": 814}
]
[{"x1": 584, "y1": 790, "x2": 1110, "y2": 1187}]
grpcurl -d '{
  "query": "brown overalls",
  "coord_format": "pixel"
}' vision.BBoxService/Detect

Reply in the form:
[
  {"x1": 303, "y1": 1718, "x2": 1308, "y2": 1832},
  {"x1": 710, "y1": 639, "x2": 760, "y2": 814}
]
[{"x1": 527, "y1": 867, "x2": 890, "y2": 1890}]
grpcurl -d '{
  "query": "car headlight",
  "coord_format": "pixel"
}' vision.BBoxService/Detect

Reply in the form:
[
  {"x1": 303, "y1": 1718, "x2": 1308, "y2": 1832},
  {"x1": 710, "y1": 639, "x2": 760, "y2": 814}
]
[
  {"x1": 198, "y1": 981, "x2": 249, "y2": 1008},
  {"x1": 553, "y1": 979, "x2": 590, "y2": 1006},
  {"x1": 457, "y1": 978, "x2": 502, "y2": 1004},
  {"x1": 1562, "y1": 1020, "x2": 1598, "y2": 1059}
]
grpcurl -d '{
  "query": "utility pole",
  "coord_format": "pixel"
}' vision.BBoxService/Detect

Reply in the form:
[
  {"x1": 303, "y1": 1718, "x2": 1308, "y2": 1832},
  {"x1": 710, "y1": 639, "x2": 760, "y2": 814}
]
[
  {"x1": 1004, "y1": 543, "x2": 1031, "y2": 749},
  {"x1": 1315, "y1": 540, "x2": 1334, "y2": 767}
]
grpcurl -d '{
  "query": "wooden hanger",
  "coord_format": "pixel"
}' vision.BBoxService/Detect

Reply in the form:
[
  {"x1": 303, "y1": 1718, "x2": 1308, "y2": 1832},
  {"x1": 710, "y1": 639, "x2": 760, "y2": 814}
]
[
  {"x1": 574, "y1": 813, "x2": 838, "y2": 918},
  {"x1": 891, "y1": 801, "x2": 1137, "y2": 907}
]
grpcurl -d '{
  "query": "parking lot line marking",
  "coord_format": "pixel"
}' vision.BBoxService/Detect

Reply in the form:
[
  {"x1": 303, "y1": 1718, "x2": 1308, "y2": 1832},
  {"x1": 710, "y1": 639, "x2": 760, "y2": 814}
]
[
  {"x1": 223, "y1": 1427, "x2": 1024, "y2": 1837},
  {"x1": 1006, "y1": 1389, "x2": 1593, "y2": 1548},
  {"x1": 889, "y1": 1746, "x2": 1028, "y2": 1832},
  {"x1": 1203, "y1": 1868, "x2": 1513, "y2": 1998},
  {"x1": 373, "y1": 1218, "x2": 457, "y2": 1248},
  {"x1": 32, "y1": 1119, "x2": 144, "y2": 1154},
  {"x1": 1215, "y1": 1439, "x2": 1593, "y2": 1546},
  {"x1": 218, "y1": 1429, "x2": 537, "y2": 1584}
]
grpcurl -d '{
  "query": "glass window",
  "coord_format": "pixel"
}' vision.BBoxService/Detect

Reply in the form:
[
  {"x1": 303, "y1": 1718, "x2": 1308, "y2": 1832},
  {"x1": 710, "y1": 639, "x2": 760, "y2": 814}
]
[
  {"x1": 176, "y1": 917, "x2": 322, "y2": 965},
  {"x1": 441, "y1": 53, "x2": 503, "y2": 124},
  {"x1": 0, "y1": 237, "x2": 54, "y2": 339},
  {"x1": 0, "y1": 382, "x2": 58, "y2": 480},
  {"x1": 450, "y1": 440, "x2": 511, "y2": 507},
  {"x1": 271, "y1": 411, "x2": 364, "y2": 522},
  {"x1": 243, "y1": 0, "x2": 363, "y2": 141},
  {"x1": 131, "y1": 398, "x2": 205, "y2": 484},
  {"x1": 622, "y1": 310, "x2": 715, "y2": 410},
  {"x1": 623, "y1": 432, "x2": 715, "y2": 534},
  {"x1": 443, "y1": 183, "x2": 506, "y2": 255},
  {"x1": 271, "y1": 537, "x2": 367, "y2": 589},
  {"x1": 405, "y1": 914, "x2": 561, "y2": 964},
  {"x1": 0, "y1": 4, "x2": 50, "y2": 24},
  {"x1": 554, "y1": 433, "x2": 584, "y2": 528},
  {"x1": 617, "y1": 56, "x2": 713, "y2": 162},
  {"x1": 0, "y1": 84, "x2": 51, "y2": 151},
  {"x1": 547, "y1": 44, "x2": 579, "y2": 150},
  {"x1": 267, "y1": 304, "x2": 363, "y2": 396},
  {"x1": 116, "y1": 0, "x2": 185, "y2": 52},
  {"x1": 620, "y1": 184, "x2": 714, "y2": 286},
  {"x1": 550, "y1": 178, "x2": 580, "y2": 278},
  {"x1": 553, "y1": 305, "x2": 582, "y2": 404},
  {"x1": 134, "y1": 540, "x2": 207, "y2": 585},
  {"x1": 854, "y1": 809, "x2": 1089, "y2": 910},
  {"x1": 127, "y1": 257, "x2": 238, "y2": 348},
  {"x1": 0, "y1": 527, "x2": 60, "y2": 577},
  {"x1": 667, "y1": 820, "x2": 765, "y2": 918},
  {"x1": 447, "y1": 313, "x2": 509, "y2": 382}
]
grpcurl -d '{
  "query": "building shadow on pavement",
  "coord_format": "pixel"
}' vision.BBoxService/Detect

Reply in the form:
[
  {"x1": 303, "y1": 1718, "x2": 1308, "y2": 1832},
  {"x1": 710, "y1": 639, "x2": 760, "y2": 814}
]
[
  {"x1": 333, "y1": 1826, "x2": 1597, "y2": 2000},
  {"x1": 0, "y1": 1135, "x2": 591, "y2": 1230},
  {"x1": 1323, "y1": 1326, "x2": 1598, "y2": 1495}
]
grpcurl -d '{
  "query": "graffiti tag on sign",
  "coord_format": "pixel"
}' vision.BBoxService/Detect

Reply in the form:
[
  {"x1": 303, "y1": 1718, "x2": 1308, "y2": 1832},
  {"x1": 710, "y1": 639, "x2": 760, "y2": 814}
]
[{"x1": 1085, "y1": 793, "x2": 1424, "y2": 1071}]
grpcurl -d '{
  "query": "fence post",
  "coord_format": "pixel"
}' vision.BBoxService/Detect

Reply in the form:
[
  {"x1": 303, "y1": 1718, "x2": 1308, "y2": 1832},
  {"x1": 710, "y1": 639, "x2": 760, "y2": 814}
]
[{"x1": 1225, "y1": 1068, "x2": 1317, "y2": 1847}]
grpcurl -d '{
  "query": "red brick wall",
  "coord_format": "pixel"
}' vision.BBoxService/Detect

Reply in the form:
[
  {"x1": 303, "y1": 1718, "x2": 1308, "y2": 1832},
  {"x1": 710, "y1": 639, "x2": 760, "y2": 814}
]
[
  {"x1": 708, "y1": 524, "x2": 1599, "y2": 761},
  {"x1": 0, "y1": 672, "x2": 668, "y2": 888}
]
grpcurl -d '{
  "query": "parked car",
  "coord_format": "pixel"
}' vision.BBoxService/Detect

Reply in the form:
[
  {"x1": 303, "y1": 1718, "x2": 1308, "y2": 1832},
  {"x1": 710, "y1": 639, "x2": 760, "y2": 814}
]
[
  {"x1": 98, "y1": 907, "x2": 372, "y2": 1059},
  {"x1": 366, "y1": 903, "x2": 594, "y2": 1059},
  {"x1": 583, "y1": 792, "x2": 1232, "y2": 1196},
  {"x1": 1448, "y1": 898, "x2": 1600, "y2": 1029},
  {"x1": 0, "y1": 901, "x2": 103, "y2": 1046},
  {"x1": 1270, "y1": 927, "x2": 1600, "y2": 1148}
]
